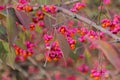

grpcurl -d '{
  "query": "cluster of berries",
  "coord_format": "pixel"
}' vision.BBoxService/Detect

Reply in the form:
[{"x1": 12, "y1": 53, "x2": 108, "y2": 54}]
[
  {"x1": 58, "y1": 25, "x2": 104, "y2": 50},
  {"x1": 58, "y1": 25, "x2": 77, "y2": 50},
  {"x1": 90, "y1": 68, "x2": 109, "y2": 80},
  {"x1": 18, "y1": 0, "x2": 28, "y2": 4},
  {"x1": 13, "y1": 41, "x2": 34, "y2": 61},
  {"x1": 16, "y1": 0, "x2": 33, "y2": 12},
  {"x1": 29, "y1": 10, "x2": 45, "y2": 31},
  {"x1": 16, "y1": 1, "x2": 46, "y2": 31},
  {"x1": 71, "y1": 2, "x2": 86, "y2": 12},
  {"x1": 101, "y1": 14, "x2": 120, "y2": 34},
  {"x1": 43, "y1": 34, "x2": 63, "y2": 61},
  {"x1": 77, "y1": 27, "x2": 104, "y2": 42},
  {"x1": 0, "y1": 6, "x2": 5, "y2": 10},
  {"x1": 1, "y1": 69, "x2": 12, "y2": 80},
  {"x1": 77, "y1": 64, "x2": 89, "y2": 74},
  {"x1": 103, "y1": 0, "x2": 111, "y2": 5},
  {"x1": 16, "y1": 4, "x2": 33, "y2": 12},
  {"x1": 42, "y1": 5, "x2": 57, "y2": 14}
]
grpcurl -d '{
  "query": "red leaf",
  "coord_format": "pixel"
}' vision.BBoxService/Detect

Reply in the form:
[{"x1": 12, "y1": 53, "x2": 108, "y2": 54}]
[{"x1": 95, "y1": 40, "x2": 120, "y2": 71}]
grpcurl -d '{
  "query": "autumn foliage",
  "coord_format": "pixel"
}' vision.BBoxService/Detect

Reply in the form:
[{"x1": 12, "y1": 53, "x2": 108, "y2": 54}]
[{"x1": 0, "y1": 0, "x2": 120, "y2": 80}]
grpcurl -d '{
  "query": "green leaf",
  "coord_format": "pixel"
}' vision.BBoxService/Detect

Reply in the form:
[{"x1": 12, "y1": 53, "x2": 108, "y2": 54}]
[
  {"x1": 15, "y1": 31, "x2": 26, "y2": 49},
  {"x1": 0, "y1": 41, "x2": 8, "y2": 62},
  {"x1": 0, "y1": 25, "x2": 8, "y2": 41},
  {"x1": 36, "y1": 0, "x2": 49, "y2": 5},
  {"x1": 18, "y1": 32, "x2": 26, "y2": 44},
  {"x1": 3, "y1": 8, "x2": 21, "y2": 23},
  {"x1": 70, "y1": 52, "x2": 78, "y2": 61},
  {"x1": 35, "y1": 26, "x2": 42, "y2": 33},
  {"x1": 84, "y1": 48, "x2": 92, "y2": 66},
  {"x1": 0, "y1": 25, "x2": 6, "y2": 34},
  {"x1": 95, "y1": 40, "x2": 120, "y2": 72},
  {"x1": 6, "y1": 48, "x2": 16, "y2": 69},
  {"x1": 0, "y1": 41, "x2": 16, "y2": 69},
  {"x1": 36, "y1": 0, "x2": 60, "y2": 5},
  {"x1": 6, "y1": 8, "x2": 20, "y2": 46}
]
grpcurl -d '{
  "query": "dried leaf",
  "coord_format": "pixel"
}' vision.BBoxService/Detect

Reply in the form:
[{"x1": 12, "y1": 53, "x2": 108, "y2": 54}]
[
  {"x1": 0, "y1": 13, "x2": 6, "y2": 19},
  {"x1": 15, "y1": 9, "x2": 31, "y2": 29},
  {"x1": 56, "y1": 31, "x2": 71, "y2": 58},
  {"x1": 95, "y1": 40, "x2": 120, "y2": 71}
]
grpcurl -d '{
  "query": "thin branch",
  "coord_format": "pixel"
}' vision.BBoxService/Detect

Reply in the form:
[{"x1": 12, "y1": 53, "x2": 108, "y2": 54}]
[
  {"x1": 64, "y1": 0, "x2": 79, "y2": 5},
  {"x1": 28, "y1": 57, "x2": 52, "y2": 80},
  {"x1": 15, "y1": 64, "x2": 29, "y2": 77},
  {"x1": 57, "y1": 7, "x2": 120, "y2": 41},
  {"x1": 52, "y1": 14, "x2": 73, "y2": 27},
  {"x1": 43, "y1": 12, "x2": 56, "y2": 20}
]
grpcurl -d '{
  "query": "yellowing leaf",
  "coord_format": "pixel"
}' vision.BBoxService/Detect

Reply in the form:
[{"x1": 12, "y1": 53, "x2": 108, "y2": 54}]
[
  {"x1": 0, "y1": 13, "x2": 6, "y2": 19},
  {"x1": 84, "y1": 48, "x2": 91, "y2": 59}
]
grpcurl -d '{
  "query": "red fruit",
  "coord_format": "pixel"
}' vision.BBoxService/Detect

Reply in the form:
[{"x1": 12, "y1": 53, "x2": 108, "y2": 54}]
[
  {"x1": 16, "y1": 5, "x2": 24, "y2": 10},
  {"x1": 38, "y1": 21, "x2": 44, "y2": 27},
  {"x1": 23, "y1": 5, "x2": 33, "y2": 12},
  {"x1": 29, "y1": 23, "x2": 35, "y2": 31},
  {"x1": 59, "y1": 26, "x2": 67, "y2": 34},
  {"x1": 13, "y1": 45, "x2": 20, "y2": 55},
  {"x1": 36, "y1": 10, "x2": 45, "y2": 20},
  {"x1": 21, "y1": 26, "x2": 27, "y2": 31},
  {"x1": 70, "y1": 44, "x2": 75, "y2": 50},
  {"x1": 47, "y1": 57, "x2": 52, "y2": 62},
  {"x1": 27, "y1": 51, "x2": 33, "y2": 56},
  {"x1": 32, "y1": 17, "x2": 39, "y2": 23}
]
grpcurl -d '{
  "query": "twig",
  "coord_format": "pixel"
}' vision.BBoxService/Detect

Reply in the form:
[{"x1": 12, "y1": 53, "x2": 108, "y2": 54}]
[
  {"x1": 110, "y1": 39, "x2": 120, "y2": 43},
  {"x1": 52, "y1": 14, "x2": 73, "y2": 27},
  {"x1": 28, "y1": 57, "x2": 52, "y2": 80},
  {"x1": 64, "y1": 0, "x2": 79, "y2": 5},
  {"x1": 43, "y1": 12, "x2": 56, "y2": 20},
  {"x1": 28, "y1": 57, "x2": 37, "y2": 66},
  {"x1": 15, "y1": 64, "x2": 29, "y2": 77}
]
